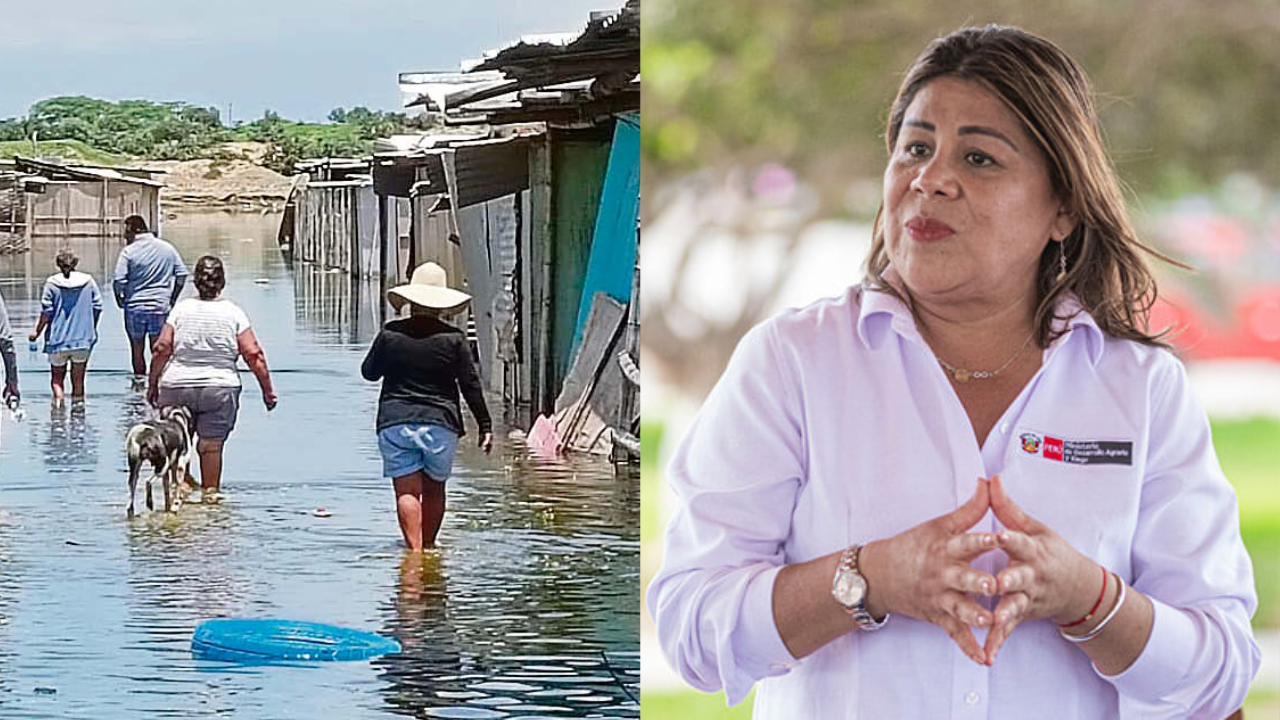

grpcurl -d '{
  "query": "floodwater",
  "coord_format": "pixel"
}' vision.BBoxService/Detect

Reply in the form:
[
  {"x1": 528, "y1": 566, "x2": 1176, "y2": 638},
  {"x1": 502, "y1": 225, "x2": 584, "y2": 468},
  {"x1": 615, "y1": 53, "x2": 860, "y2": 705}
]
[{"x1": 0, "y1": 211, "x2": 639, "y2": 718}]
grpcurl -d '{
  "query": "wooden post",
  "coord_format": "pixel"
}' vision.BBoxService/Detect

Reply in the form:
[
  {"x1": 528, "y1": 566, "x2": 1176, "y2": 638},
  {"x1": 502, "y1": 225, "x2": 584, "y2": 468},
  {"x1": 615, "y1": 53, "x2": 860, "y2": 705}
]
[
  {"x1": 321, "y1": 190, "x2": 329, "y2": 269},
  {"x1": 378, "y1": 194, "x2": 388, "y2": 280},
  {"x1": 349, "y1": 187, "x2": 358, "y2": 276},
  {"x1": 516, "y1": 190, "x2": 532, "y2": 424},
  {"x1": 528, "y1": 134, "x2": 555, "y2": 417},
  {"x1": 614, "y1": 240, "x2": 640, "y2": 465},
  {"x1": 24, "y1": 189, "x2": 33, "y2": 246}
]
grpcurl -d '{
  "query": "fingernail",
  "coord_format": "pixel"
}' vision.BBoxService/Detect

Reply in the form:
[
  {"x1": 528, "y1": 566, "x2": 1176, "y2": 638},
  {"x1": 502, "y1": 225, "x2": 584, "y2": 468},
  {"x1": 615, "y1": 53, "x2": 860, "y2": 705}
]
[
  {"x1": 997, "y1": 611, "x2": 1008, "y2": 623},
  {"x1": 976, "y1": 614, "x2": 988, "y2": 627},
  {"x1": 982, "y1": 534, "x2": 994, "y2": 547},
  {"x1": 980, "y1": 580, "x2": 991, "y2": 594},
  {"x1": 998, "y1": 531, "x2": 1010, "y2": 543}
]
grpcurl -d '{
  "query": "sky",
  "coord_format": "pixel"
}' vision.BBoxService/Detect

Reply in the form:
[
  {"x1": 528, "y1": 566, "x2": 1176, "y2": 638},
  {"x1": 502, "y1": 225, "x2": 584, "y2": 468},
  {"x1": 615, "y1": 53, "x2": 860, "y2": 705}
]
[{"x1": 0, "y1": 0, "x2": 619, "y2": 122}]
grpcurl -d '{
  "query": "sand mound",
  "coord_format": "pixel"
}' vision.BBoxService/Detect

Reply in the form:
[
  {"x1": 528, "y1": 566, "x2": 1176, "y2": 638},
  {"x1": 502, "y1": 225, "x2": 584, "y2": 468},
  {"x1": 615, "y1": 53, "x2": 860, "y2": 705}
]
[{"x1": 145, "y1": 156, "x2": 295, "y2": 208}]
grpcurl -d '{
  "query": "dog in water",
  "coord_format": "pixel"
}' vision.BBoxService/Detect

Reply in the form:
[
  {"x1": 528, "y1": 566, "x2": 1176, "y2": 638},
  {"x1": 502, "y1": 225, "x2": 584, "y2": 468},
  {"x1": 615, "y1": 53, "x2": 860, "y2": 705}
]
[{"x1": 125, "y1": 405, "x2": 197, "y2": 517}]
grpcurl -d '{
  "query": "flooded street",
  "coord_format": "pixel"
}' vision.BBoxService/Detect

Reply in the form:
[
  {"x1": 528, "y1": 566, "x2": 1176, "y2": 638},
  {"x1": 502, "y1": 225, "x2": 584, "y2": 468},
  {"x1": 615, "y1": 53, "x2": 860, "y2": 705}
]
[{"x1": 0, "y1": 211, "x2": 639, "y2": 718}]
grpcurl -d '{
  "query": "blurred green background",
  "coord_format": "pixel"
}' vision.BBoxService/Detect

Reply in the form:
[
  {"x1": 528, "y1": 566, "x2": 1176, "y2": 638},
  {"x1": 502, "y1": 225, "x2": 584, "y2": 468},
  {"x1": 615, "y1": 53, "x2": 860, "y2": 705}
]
[
  {"x1": 641, "y1": 0, "x2": 1280, "y2": 716},
  {"x1": 641, "y1": 0, "x2": 1280, "y2": 214}
]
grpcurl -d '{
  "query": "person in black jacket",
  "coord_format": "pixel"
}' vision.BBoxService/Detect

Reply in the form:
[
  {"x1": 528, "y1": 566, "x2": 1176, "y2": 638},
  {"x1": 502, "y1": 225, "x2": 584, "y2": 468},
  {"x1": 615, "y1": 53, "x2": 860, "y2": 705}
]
[{"x1": 362, "y1": 262, "x2": 492, "y2": 550}]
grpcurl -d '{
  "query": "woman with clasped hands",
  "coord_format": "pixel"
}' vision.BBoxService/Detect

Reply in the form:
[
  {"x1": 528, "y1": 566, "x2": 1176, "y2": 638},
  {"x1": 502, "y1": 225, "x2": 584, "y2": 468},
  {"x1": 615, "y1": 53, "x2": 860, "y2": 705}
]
[{"x1": 649, "y1": 25, "x2": 1259, "y2": 718}]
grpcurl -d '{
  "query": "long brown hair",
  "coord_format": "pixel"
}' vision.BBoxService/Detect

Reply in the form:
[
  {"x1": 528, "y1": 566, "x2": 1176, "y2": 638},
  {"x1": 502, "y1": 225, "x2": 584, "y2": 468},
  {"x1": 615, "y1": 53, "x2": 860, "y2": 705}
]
[{"x1": 865, "y1": 24, "x2": 1183, "y2": 348}]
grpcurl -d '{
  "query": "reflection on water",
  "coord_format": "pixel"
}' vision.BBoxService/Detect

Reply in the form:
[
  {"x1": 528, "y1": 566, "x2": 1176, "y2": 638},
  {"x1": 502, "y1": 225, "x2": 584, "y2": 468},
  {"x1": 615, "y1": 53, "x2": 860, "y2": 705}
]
[
  {"x1": 41, "y1": 401, "x2": 98, "y2": 472},
  {"x1": 294, "y1": 262, "x2": 386, "y2": 347},
  {"x1": 0, "y1": 210, "x2": 638, "y2": 718},
  {"x1": 375, "y1": 465, "x2": 641, "y2": 718}
]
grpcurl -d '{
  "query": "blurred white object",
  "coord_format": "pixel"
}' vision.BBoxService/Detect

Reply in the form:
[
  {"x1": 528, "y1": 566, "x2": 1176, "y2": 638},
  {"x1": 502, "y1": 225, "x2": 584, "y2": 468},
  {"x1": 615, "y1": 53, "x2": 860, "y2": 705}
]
[
  {"x1": 4, "y1": 395, "x2": 22, "y2": 423},
  {"x1": 1186, "y1": 358, "x2": 1280, "y2": 419}
]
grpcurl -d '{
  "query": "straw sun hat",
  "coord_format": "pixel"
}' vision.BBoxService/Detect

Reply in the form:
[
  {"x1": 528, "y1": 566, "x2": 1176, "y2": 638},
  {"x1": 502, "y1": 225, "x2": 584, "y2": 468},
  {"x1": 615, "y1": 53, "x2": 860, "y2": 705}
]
[{"x1": 387, "y1": 262, "x2": 472, "y2": 312}]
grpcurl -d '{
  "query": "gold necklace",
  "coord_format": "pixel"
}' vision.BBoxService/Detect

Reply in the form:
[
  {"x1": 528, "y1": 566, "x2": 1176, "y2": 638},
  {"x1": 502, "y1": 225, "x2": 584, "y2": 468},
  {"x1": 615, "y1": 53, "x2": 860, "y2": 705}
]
[{"x1": 935, "y1": 333, "x2": 1035, "y2": 383}]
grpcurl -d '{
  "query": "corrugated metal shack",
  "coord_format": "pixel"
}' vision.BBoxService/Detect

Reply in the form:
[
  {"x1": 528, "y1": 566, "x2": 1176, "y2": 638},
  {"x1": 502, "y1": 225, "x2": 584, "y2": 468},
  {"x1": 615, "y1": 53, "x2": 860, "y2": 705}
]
[
  {"x1": 0, "y1": 162, "x2": 32, "y2": 254},
  {"x1": 283, "y1": 1, "x2": 641, "y2": 456},
  {"x1": 2, "y1": 157, "x2": 162, "y2": 246},
  {"x1": 372, "y1": 131, "x2": 533, "y2": 402},
  {"x1": 284, "y1": 158, "x2": 383, "y2": 279},
  {"x1": 389, "y1": 0, "x2": 639, "y2": 461}
]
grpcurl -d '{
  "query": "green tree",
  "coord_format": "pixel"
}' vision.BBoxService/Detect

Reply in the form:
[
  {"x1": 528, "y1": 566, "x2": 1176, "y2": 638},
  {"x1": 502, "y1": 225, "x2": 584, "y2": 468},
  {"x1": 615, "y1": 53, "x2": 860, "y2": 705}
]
[
  {"x1": 0, "y1": 117, "x2": 30, "y2": 142},
  {"x1": 23, "y1": 95, "x2": 229, "y2": 160}
]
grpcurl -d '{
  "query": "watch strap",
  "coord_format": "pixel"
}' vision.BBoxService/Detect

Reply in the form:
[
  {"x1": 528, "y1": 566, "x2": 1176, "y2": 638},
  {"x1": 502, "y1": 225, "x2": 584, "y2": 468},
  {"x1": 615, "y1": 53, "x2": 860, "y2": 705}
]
[{"x1": 841, "y1": 545, "x2": 888, "y2": 631}]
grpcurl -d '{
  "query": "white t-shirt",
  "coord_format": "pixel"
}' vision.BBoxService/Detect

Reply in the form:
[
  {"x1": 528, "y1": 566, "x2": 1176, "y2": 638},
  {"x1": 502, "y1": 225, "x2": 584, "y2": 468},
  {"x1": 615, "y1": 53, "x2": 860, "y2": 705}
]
[{"x1": 159, "y1": 297, "x2": 251, "y2": 388}]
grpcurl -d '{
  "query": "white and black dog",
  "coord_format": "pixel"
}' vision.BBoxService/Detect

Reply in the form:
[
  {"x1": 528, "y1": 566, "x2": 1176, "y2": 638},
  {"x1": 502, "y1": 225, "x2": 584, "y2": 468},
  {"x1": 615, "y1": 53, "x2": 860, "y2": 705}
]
[{"x1": 125, "y1": 405, "x2": 197, "y2": 517}]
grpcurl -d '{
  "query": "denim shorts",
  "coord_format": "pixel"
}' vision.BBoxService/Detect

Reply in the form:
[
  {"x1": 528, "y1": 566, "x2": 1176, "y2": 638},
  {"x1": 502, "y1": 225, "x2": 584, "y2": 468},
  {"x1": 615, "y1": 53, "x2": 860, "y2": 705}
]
[
  {"x1": 49, "y1": 348, "x2": 92, "y2": 367},
  {"x1": 377, "y1": 423, "x2": 459, "y2": 482},
  {"x1": 124, "y1": 309, "x2": 168, "y2": 340}
]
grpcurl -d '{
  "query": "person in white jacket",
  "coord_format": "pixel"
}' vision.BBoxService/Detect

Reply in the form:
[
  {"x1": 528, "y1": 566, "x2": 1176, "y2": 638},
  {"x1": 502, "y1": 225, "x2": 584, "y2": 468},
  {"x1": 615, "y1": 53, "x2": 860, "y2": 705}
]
[
  {"x1": 30, "y1": 249, "x2": 102, "y2": 403},
  {"x1": 649, "y1": 24, "x2": 1260, "y2": 718}
]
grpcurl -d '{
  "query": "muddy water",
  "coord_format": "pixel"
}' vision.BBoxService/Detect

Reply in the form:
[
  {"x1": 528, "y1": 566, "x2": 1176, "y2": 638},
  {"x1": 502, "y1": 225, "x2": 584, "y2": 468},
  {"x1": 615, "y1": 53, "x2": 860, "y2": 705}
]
[{"x1": 0, "y1": 211, "x2": 639, "y2": 718}]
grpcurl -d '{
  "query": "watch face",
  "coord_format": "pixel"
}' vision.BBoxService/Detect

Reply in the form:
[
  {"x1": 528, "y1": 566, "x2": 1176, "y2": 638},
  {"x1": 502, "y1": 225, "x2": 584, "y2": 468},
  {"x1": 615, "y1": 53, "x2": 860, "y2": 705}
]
[{"x1": 832, "y1": 569, "x2": 867, "y2": 606}]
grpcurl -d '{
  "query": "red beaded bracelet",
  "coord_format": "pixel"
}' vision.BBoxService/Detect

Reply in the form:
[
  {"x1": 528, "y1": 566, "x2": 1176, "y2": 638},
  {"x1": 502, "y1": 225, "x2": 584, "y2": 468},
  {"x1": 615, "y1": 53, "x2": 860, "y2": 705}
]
[{"x1": 1058, "y1": 565, "x2": 1107, "y2": 629}]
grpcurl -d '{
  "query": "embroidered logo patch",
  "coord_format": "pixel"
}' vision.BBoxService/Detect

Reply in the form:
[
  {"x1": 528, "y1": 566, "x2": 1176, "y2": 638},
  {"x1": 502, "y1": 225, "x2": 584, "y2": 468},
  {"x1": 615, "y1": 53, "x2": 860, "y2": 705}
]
[
  {"x1": 1021, "y1": 431, "x2": 1133, "y2": 466},
  {"x1": 1019, "y1": 433, "x2": 1041, "y2": 454}
]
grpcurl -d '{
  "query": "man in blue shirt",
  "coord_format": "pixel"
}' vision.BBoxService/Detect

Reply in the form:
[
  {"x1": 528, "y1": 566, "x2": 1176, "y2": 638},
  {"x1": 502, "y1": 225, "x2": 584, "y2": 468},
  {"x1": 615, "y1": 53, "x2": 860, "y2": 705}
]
[{"x1": 114, "y1": 215, "x2": 187, "y2": 385}]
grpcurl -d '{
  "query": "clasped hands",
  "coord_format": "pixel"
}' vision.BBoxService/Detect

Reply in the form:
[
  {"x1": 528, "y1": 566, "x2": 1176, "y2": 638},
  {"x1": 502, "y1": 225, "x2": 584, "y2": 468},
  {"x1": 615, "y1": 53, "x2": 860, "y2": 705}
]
[{"x1": 864, "y1": 475, "x2": 1100, "y2": 666}]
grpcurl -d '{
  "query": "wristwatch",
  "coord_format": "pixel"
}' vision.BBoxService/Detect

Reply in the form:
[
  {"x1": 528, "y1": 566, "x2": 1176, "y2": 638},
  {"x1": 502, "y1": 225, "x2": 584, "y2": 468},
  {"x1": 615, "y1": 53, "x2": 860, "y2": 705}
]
[{"x1": 831, "y1": 544, "x2": 888, "y2": 631}]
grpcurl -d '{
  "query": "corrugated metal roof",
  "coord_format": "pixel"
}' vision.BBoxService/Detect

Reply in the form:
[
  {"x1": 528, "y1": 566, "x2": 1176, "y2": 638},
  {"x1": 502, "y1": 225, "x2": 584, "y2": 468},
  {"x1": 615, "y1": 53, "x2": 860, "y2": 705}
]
[
  {"x1": 12, "y1": 157, "x2": 165, "y2": 187},
  {"x1": 398, "y1": 1, "x2": 638, "y2": 125},
  {"x1": 370, "y1": 135, "x2": 531, "y2": 208},
  {"x1": 398, "y1": 71, "x2": 509, "y2": 115},
  {"x1": 467, "y1": 0, "x2": 638, "y2": 81}
]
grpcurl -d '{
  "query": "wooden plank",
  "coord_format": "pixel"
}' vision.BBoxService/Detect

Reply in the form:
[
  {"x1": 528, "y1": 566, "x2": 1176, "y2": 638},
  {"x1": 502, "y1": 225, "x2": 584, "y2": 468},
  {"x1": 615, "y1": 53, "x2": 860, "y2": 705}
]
[
  {"x1": 100, "y1": 178, "x2": 108, "y2": 237},
  {"x1": 24, "y1": 190, "x2": 33, "y2": 243},
  {"x1": 528, "y1": 134, "x2": 554, "y2": 416}
]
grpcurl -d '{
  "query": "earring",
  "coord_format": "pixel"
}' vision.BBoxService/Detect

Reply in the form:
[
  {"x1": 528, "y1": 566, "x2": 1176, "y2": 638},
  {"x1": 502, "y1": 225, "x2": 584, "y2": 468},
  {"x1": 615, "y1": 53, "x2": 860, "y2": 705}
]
[{"x1": 1056, "y1": 241, "x2": 1068, "y2": 282}]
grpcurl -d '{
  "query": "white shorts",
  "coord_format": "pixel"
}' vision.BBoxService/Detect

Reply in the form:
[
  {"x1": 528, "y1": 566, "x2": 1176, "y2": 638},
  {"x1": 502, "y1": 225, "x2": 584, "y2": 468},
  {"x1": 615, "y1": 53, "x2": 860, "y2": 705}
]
[{"x1": 49, "y1": 349, "x2": 91, "y2": 367}]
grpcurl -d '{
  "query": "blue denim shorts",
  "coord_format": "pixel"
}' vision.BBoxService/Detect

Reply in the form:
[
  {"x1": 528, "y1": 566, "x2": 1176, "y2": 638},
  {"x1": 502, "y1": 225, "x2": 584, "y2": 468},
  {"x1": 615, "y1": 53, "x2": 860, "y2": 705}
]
[
  {"x1": 378, "y1": 423, "x2": 459, "y2": 482},
  {"x1": 124, "y1": 309, "x2": 168, "y2": 340}
]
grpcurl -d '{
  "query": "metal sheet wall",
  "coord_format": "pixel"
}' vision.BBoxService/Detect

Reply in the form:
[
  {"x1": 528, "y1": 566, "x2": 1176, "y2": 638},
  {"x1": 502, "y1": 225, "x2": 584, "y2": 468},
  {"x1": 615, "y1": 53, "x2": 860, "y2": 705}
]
[
  {"x1": 294, "y1": 182, "x2": 380, "y2": 277},
  {"x1": 27, "y1": 181, "x2": 158, "y2": 239},
  {"x1": 573, "y1": 114, "x2": 639, "y2": 351},
  {"x1": 548, "y1": 132, "x2": 611, "y2": 390}
]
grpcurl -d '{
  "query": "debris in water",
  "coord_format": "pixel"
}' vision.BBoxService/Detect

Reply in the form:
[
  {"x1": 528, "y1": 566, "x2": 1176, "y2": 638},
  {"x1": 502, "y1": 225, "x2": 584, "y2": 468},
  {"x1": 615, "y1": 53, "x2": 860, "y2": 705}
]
[
  {"x1": 313, "y1": 507, "x2": 332, "y2": 518},
  {"x1": 254, "y1": 278, "x2": 270, "y2": 284},
  {"x1": 33, "y1": 686, "x2": 56, "y2": 695}
]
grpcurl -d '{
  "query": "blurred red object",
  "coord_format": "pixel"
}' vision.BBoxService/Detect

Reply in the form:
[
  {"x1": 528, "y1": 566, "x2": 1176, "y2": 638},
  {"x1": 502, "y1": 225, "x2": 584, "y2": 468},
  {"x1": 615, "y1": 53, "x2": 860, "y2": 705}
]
[{"x1": 1152, "y1": 286, "x2": 1280, "y2": 360}]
